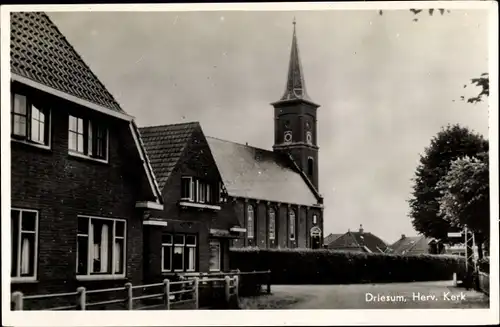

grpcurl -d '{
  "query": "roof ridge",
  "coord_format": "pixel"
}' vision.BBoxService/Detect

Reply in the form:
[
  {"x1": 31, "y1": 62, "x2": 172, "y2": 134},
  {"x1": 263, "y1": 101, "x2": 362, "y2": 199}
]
[
  {"x1": 284, "y1": 153, "x2": 323, "y2": 201},
  {"x1": 139, "y1": 121, "x2": 200, "y2": 130},
  {"x1": 42, "y1": 13, "x2": 123, "y2": 112},
  {"x1": 206, "y1": 136, "x2": 273, "y2": 153}
]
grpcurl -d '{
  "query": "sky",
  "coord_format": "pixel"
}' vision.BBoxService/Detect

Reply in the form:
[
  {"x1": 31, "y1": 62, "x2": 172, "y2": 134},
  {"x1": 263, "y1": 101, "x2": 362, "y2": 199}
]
[{"x1": 48, "y1": 9, "x2": 489, "y2": 244}]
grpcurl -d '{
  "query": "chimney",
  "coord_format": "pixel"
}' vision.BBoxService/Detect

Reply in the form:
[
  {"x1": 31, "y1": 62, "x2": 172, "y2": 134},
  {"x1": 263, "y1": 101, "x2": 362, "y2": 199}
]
[
  {"x1": 401, "y1": 234, "x2": 406, "y2": 239},
  {"x1": 359, "y1": 224, "x2": 364, "y2": 234}
]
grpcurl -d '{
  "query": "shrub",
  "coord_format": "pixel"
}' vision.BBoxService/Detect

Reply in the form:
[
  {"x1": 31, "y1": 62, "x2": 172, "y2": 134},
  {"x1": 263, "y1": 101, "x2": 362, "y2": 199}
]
[
  {"x1": 229, "y1": 248, "x2": 466, "y2": 284},
  {"x1": 478, "y1": 257, "x2": 490, "y2": 274}
]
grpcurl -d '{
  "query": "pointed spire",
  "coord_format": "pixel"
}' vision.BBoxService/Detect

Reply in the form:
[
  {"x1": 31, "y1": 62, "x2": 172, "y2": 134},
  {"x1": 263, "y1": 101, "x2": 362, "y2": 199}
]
[{"x1": 278, "y1": 18, "x2": 313, "y2": 103}]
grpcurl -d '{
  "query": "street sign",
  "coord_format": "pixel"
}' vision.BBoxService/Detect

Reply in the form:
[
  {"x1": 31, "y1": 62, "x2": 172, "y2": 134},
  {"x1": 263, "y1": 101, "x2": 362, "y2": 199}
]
[{"x1": 447, "y1": 232, "x2": 462, "y2": 237}]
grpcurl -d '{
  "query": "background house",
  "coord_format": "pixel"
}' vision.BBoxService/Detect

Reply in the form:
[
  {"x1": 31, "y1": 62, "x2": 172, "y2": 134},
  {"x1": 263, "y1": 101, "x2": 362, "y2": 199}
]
[
  {"x1": 10, "y1": 12, "x2": 162, "y2": 299},
  {"x1": 387, "y1": 234, "x2": 445, "y2": 255},
  {"x1": 324, "y1": 225, "x2": 388, "y2": 253}
]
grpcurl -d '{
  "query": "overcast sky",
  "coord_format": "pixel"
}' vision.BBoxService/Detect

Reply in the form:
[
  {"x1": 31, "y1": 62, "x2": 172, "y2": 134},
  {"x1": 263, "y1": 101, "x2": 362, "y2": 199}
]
[{"x1": 48, "y1": 9, "x2": 489, "y2": 243}]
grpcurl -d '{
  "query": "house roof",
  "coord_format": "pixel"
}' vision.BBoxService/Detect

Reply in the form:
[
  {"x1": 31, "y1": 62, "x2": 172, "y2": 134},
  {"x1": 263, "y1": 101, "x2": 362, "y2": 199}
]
[
  {"x1": 10, "y1": 12, "x2": 124, "y2": 113},
  {"x1": 389, "y1": 235, "x2": 430, "y2": 254},
  {"x1": 206, "y1": 137, "x2": 320, "y2": 206},
  {"x1": 349, "y1": 232, "x2": 388, "y2": 253},
  {"x1": 324, "y1": 233, "x2": 343, "y2": 246},
  {"x1": 139, "y1": 122, "x2": 200, "y2": 189},
  {"x1": 327, "y1": 231, "x2": 388, "y2": 253}
]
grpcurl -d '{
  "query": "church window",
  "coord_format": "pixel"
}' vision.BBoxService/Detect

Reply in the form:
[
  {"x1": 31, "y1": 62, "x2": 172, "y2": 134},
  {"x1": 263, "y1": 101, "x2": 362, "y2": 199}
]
[
  {"x1": 284, "y1": 131, "x2": 292, "y2": 143},
  {"x1": 247, "y1": 205, "x2": 255, "y2": 239},
  {"x1": 289, "y1": 209, "x2": 296, "y2": 241},
  {"x1": 307, "y1": 157, "x2": 314, "y2": 176},
  {"x1": 268, "y1": 208, "x2": 276, "y2": 240}
]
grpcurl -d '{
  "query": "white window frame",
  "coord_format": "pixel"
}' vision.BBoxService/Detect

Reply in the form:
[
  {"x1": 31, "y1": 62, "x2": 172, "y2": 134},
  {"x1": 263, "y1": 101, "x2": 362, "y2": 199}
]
[
  {"x1": 181, "y1": 177, "x2": 193, "y2": 201},
  {"x1": 209, "y1": 240, "x2": 221, "y2": 272},
  {"x1": 247, "y1": 205, "x2": 255, "y2": 239},
  {"x1": 11, "y1": 208, "x2": 39, "y2": 283},
  {"x1": 68, "y1": 115, "x2": 109, "y2": 164},
  {"x1": 289, "y1": 209, "x2": 296, "y2": 241},
  {"x1": 186, "y1": 235, "x2": 197, "y2": 272},
  {"x1": 10, "y1": 93, "x2": 52, "y2": 150},
  {"x1": 173, "y1": 234, "x2": 186, "y2": 272},
  {"x1": 161, "y1": 234, "x2": 173, "y2": 272},
  {"x1": 76, "y1": 215, "x2": 126, "y2": 281},
  {"x1": 306, "y1": 131, "x2": 312, "y2": 145},
  {"x1": 268, "y1": 207, "x2": 276, "y2": 241}
]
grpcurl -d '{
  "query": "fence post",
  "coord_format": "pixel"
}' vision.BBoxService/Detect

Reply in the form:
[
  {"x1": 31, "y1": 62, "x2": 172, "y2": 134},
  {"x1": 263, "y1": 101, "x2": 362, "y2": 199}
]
[
  {"x1": 163, "y1": 279, "x2": 170, "y2": 310},
  {"x1": 452, "y1": 272, "x2": 457, "y2": 286},
  {"x1": 224, "y1": 275, "x2": 231, "y2": 304},
  {"x1": 267, "y1": 270, "x2": 271, "y2": 294},
  {"x1": 125, "y1": 283, "x2": 133, "y2": 310},
  {"x1": 234, "y1": 275, "x2": 239, "y2": 298},
  {"x1": 77, "y1": 287, "x2": 86, "y2": 310},
  {"x1": 12, "y1": 291, "x2": 24, "y2": 311},
  {"x1": 193, "y1": 277, "x2": 199, "y2": 309}
]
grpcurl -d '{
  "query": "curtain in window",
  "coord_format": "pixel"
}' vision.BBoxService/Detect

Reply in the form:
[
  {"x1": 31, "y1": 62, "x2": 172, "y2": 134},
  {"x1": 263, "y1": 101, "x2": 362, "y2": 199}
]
[
  {"x1": 21, "y1": 238, "x2": 30, "y2": 275},
  {"x1": 115, "y1": 240, "x2": 122, "y2": 273},
  {"x1": 90, "y1": 223, "x2": 97, "y2": 273},
  {"x1": 100, "y1": 224, "x2": 109, "y2": 273}
]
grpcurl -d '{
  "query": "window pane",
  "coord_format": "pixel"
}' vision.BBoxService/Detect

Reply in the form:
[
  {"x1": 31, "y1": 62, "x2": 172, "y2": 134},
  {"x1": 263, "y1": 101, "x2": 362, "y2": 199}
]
[
  {"x1": 20, "y1": 233, "x2": 35, "y2": 277},
  {"x1": 21, "y1": 211, "x2": 37, "y2": 232},
  {"x1": 173, "y1": 247, "x2": 184, "y2": 270},
  {"x1": 114, "y1": 238, "x2": 124, "y2": 274},
  {"x1": 88, "y1": 122, "x2": 93, "y2": 156},
  {"x1": 174, "y1": 235, "x2": 185, "y2": 245},
  {"x1": 209, "y1": 240, "x2": 220, "y2": 271},
  {"x1": 247, "y1": 206, "x2": 254, "y2": 238},
  {"x1": 77, "y1": 134, "x2": 84, "y2": 153},
  {"x1": 11, "y1": 211, "x2": 20, "y2": 277},
  {"x1": 181, "y1": 178, "x2": 191, "y2": 199},
  {"x1": 13, "y1": 94, "x2": 27, "y2": 114},
  {"x1": 77, "y1": 118, "x2": 84, "y2": 133},
  {"x1": 13, "y1": 115, "x2": 27, "y2": 136},
  {"x1": 162, "y1": 246, "x2": 171, "y2": 271},
  {"x1": 68, "y1": 132, "x2": 77, "y2": 151},
  {"x1": 90, "y1": 220, "x2": 113, "y2": 274},
  {"x1": 115, "y1": 221, "x2": 125, "y2": 238},
  {"x1": 31, "y1": 118, "x2": 39, "y2": 141},
  {"x1": 186, "y1": 235, "x2": 196, "y2": 245},
  {"x1": 77, "y1": 236, "x2": 88, "y2": 275},
  {"x1": 269, "y1": 209, "x2": 275, "y2": 239},
  {"x1": 78, "y1": 217, "x2": 89, "y2": 234},
  {"x1": 186, "y1": 247, "x2": 196, "y2": 271},
  {"x1": 162, "y1": 234, "x2": 172, "y2": 245},
  {"x1": 69, "y1": 116, "x2": 77, "y2": 131}
]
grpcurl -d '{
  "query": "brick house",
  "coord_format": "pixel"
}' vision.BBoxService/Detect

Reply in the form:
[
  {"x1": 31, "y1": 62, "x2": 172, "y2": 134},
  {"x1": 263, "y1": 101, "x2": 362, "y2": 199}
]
[
  {"x1": 138, "y1": 123, "x2": 245, "y2": 280},
  {"x1": 387, "y1": 235, "x2": 446, "y2": 255},
  {"x1": 324, "y1": 225, "x2": 388, "y2": 253},
  {"x1": 9, "y1": 12, "x2": 163, "y2": 300},
  {"x1": 139, "y1": 21, "x2": 324, "y2": 256}
]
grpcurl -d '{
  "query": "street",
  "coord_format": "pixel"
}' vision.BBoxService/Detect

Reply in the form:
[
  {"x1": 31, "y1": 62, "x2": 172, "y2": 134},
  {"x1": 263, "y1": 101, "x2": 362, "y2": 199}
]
[{"x1": 239, "y1": 281, "x2": 490, "y2": 309}]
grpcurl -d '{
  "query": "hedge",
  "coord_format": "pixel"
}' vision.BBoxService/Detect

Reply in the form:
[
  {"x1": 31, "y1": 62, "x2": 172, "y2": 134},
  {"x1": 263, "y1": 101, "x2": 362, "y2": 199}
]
[{"x1": 229, "y1": 248, "x2": 466, "y2": 284}]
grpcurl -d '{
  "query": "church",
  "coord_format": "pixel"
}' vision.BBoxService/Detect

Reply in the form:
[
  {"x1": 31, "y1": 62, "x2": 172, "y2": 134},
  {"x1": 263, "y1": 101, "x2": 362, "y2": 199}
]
[{"x1": 139, "y1": 20, "x2": 324, "y2": 277}]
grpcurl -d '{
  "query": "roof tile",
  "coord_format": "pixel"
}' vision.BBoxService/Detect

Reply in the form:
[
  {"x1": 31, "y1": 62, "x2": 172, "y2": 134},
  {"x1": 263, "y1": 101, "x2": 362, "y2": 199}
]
[{"x1": 10, "y1": 12, "x2": 124, "y2": 113}]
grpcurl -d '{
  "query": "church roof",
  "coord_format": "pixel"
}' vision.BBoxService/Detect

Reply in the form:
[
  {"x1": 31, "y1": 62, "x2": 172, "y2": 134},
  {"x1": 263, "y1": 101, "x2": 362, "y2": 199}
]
[
  {"x1": 139, "y1": 122, "x2": 200, "y2": 189},
  {"x1": 274, "y1": 19, "x2": 317, "y2": 106},
  {"x1": 10, "y1": 12, "x2": 124, "y2": 113},
  {"x1": 206, "y1": 137, "x2": 320, "y2": 206}
]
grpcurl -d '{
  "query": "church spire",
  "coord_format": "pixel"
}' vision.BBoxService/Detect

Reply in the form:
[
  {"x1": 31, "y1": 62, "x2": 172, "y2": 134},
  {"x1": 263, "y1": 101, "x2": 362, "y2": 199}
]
[{"x1": 278, "y1": 18, "x2": 314, "y2": 104}]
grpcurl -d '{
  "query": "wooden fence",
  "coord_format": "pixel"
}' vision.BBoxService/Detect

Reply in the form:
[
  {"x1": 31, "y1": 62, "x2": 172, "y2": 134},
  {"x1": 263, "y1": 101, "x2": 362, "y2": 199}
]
[{"x1": 11, "y1": 276, "x2": 239, "y2": 311}]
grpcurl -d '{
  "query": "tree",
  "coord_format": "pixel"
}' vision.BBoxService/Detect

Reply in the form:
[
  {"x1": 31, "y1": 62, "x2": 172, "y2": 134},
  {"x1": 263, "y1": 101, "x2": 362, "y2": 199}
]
[
  {"x1": 436, "y1": 153, "x2": 489, "y2": 258},
  {"x1": 408, "y1": 124, "x2": 489, "y2": 243}
]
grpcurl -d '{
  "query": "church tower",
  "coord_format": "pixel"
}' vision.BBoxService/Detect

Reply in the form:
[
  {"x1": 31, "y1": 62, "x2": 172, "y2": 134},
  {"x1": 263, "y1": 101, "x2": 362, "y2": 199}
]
[{"x1": 272, "y1": 19, "x2": 320, "y2": 191}]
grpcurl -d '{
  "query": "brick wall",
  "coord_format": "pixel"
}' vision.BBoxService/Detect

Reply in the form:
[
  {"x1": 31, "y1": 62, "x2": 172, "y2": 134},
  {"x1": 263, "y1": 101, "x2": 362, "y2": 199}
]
[
  {"x1": 10, "y1": 83, "x2": 150, "y2": 298},
  {"x1": 143, "y1": 128, "x2": 240, "y2": 278}
]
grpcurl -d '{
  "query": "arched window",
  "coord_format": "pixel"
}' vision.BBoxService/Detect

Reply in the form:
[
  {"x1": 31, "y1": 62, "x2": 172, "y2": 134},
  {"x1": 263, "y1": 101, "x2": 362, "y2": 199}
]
[
  {"x1": 268, "y1": 208, "x2": 276, "y2": 240},
  {"x1": 307, "y1": 157, "x2": 314, "y2": 176},
  {"x1": 289, "y1": 209, "x2": 296, "y2": 241},
  {"x1": 247, "y1": 205, "x2": 254, "y2": 239}
]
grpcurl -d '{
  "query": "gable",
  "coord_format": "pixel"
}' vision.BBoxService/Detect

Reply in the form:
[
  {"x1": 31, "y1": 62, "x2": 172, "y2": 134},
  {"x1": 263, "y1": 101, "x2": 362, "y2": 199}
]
[
  {"x1": 326, "y1": 233, "x2": 360, "y2": 249},
  {"x1": 139, "y1": 122, "x2": 200, "y2": 190},
  {"x1": 206, "y1": 137, "x2": 320, "y2": 207},
  {"x1": 350, "y1": 232, "x2": 388, "y2": 253},
  {"x1": 10, "y1": 12, "x2": 124, "y2": 114},
  {"x1": 324, "y1": 233, "x2": 343, "y2": 246}
]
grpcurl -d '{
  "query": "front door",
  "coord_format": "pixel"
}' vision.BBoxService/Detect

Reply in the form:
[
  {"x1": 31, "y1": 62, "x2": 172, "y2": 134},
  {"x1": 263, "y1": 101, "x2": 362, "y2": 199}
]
[{"x1": 310, "y1": 226, "x2": 322, "y2": 249}]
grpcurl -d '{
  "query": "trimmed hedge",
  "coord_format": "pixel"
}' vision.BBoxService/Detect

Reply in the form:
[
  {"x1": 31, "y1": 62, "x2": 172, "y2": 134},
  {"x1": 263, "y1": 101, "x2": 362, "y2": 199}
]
[{"x1": 230, "y1": 248, "x2": 466, "y2": 284}]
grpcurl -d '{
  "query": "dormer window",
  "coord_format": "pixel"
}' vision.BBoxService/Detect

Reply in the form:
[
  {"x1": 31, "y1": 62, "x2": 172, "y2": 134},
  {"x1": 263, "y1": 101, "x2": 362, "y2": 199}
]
[
  {"x1": 180, "y1": 176, "x2": 215, "y2": 204},
  {"x1": 284, "y1": 131, "x2": 292, "y2": 143},
  {"x1": 68, "y1": 115, "x2": 108, "y2": 161},
  {"x1": 11, "y1": 93, "x2": 50, "y2": 147}
]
